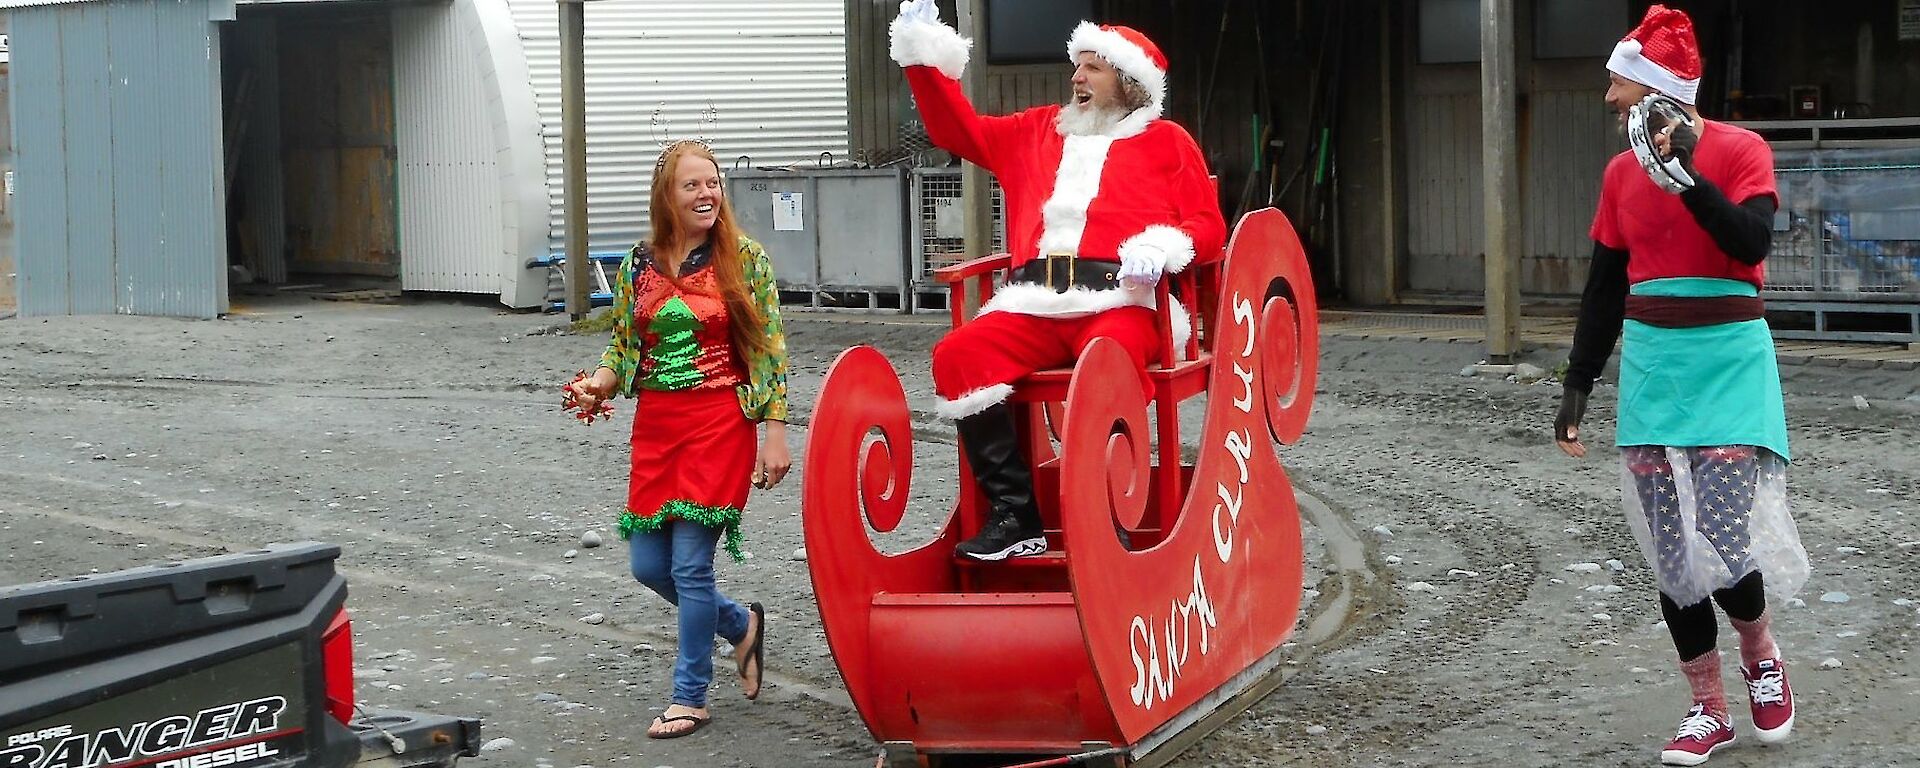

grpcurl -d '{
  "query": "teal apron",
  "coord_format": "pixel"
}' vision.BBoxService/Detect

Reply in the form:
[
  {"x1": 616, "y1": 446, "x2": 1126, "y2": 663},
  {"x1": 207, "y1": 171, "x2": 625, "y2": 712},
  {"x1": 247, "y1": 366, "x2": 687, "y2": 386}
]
[{"x1": 1616, "y1": 278, "x2": 1791, "y2": 462}]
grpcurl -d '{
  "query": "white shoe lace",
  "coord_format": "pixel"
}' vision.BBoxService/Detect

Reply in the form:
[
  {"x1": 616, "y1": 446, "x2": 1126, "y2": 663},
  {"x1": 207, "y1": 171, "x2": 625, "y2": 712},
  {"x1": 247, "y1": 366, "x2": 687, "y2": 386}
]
[
  {"x1": 1674, "y1": 711, "x2": 1723, "y2": 741},
  {"x1": 1748, "y1": 670, "x2": 1786, "y2": 706}
]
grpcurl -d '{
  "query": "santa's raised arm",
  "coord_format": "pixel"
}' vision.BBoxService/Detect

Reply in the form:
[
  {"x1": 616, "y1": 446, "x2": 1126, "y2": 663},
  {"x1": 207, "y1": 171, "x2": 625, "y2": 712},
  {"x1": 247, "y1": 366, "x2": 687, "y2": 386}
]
[
  {"x1": 887, "y1": 0, "x2": 1225, "y2": 288},
  {"x1": 889, "y1": 0, "x2": 1228, "y2": 565}
]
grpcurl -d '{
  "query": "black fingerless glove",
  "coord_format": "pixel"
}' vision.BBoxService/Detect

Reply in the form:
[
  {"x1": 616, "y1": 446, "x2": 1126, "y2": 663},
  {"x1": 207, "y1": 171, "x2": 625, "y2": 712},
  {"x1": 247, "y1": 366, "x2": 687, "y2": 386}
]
[
  {"x1": 1555, "y1": 386, "x2": 1589, "y2": 442},
  {"x1": 1667, "y1": 119, "x2": 1699, "y2": 178}
]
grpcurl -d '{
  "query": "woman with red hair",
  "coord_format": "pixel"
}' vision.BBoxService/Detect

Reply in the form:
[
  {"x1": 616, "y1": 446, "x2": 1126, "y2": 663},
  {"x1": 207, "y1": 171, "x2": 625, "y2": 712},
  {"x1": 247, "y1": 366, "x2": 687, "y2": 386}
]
[{"x1": 568, "y1": 139, "x2": 790, "y2": 739}]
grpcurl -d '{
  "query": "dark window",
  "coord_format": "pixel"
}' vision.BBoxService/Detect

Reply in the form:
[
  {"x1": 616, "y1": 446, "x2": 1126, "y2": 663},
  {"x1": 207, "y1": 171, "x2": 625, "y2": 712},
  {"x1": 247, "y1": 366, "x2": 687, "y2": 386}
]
[
  {"x1": 986, "y1": 0, "x2": 1096, "y2": 66},
  {"x1": 1535, "y1": 0, "x2": 1626, "y2": 59}
]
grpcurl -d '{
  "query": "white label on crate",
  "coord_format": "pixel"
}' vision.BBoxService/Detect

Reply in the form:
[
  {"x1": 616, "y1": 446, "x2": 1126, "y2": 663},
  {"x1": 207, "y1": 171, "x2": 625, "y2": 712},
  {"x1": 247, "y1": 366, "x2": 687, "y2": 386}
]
[
  {"x1": 930, "y1": 197, "x2": 964, "y2": 239},
  {"x1": 772, "y1": 192, "x2": 804, "y2": 232}
]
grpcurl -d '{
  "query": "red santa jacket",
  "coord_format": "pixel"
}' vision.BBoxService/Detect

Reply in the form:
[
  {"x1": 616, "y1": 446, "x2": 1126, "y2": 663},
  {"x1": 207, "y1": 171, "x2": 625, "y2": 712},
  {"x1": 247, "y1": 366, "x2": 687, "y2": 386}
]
[{"x1": 903, "y1": 65, "x2": 1227, "y2": 321}]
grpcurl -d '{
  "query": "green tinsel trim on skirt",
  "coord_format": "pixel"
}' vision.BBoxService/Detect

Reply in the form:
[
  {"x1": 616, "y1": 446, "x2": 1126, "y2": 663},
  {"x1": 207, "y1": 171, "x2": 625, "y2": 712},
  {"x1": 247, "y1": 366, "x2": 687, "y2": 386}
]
[{"x1": 617, "y1": 500, "x2": 746, "y2": 563}]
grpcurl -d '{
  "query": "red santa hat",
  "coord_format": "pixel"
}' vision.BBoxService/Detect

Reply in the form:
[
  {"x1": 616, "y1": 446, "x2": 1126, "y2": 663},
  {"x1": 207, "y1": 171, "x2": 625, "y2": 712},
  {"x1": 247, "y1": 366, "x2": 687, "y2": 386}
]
[
  {"x1": 1067, "y1": 22, "x2": 1166, "y2": 117},
  {"x1": 1607, "y1": 4, "x2": 1703, "y2": 105}
]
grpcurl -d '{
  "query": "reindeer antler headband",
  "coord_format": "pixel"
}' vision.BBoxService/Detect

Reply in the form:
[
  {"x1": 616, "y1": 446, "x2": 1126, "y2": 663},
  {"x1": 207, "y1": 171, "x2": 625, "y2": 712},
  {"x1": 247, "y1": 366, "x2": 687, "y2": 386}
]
[{"x1": 652, "y1": 104, "x2": 722, "y2": 173}]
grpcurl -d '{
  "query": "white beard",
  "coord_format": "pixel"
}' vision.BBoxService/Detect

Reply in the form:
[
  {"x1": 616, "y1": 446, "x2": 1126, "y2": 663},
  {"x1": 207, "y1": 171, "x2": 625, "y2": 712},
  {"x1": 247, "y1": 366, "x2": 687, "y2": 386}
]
[{"x1": 1055, "y1": 101, "x2": 1130, "y2": 137}]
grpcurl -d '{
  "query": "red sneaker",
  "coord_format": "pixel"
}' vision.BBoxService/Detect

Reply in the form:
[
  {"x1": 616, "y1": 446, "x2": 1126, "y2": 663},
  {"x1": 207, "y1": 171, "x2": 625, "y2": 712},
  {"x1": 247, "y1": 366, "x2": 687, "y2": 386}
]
[
  {"x1": 1742, "y1": 657, "x2": 1795, "y2": 743},
  {"x1": 1661, "y1": 705, "x2": 1736, "y2": 766}
]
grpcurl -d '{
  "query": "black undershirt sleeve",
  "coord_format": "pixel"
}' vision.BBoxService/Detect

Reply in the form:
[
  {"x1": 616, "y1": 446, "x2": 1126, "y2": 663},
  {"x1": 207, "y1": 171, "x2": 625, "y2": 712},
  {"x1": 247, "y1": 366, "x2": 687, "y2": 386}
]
[
  {"x1": 1565, "y1": 242, "x2": 1629, "y2": 395},
  {"x1": 1678, "y1": 177, "x2": 1778, "y2": 266}
]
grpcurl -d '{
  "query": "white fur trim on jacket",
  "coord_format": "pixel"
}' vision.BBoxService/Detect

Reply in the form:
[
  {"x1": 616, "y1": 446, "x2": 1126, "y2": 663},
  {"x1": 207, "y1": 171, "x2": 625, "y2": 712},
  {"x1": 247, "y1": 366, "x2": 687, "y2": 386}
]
[
  {"x1": 1108, "y1": 107, "x2": 1158, "y2": 140},
  {"x1": 1118, "y1": 224, "x2": 1197, "y2": 274},
  {"x1": 890, "y1": 16, "x2": 971, "y2": 80},
  {"x1": 1037, "y1": 135, "x2": 1114, "y2": 255},
  {"x1": 936, "y1": 383, "x2": 1014, "y2": 420},
  {"x1": 980, "y1": 284, "x2": 1194, "y2": 359},
  {"x1": 1606, "y1": 38, "x2": 1699, "y2": 105},
  {"x1": 1067, "y1": 22, "x2": 1165, "y2": 120}
]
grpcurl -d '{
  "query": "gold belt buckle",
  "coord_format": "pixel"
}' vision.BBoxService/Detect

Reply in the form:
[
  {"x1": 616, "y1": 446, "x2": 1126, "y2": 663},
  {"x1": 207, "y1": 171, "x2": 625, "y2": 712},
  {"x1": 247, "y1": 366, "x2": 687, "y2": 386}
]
[{"x1": 1044, "y1": 251, "x2": 1075, "y2": 292}]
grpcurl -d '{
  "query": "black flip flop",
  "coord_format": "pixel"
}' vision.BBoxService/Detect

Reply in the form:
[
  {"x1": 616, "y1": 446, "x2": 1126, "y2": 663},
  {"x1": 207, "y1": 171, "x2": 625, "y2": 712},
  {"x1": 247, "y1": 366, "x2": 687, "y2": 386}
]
[
  {"x1": 740, "y1": 602, "x2": 766, "y2": 700},
  {"x1": 646, "y1": 714, "x2": 710, "y2": 739}
]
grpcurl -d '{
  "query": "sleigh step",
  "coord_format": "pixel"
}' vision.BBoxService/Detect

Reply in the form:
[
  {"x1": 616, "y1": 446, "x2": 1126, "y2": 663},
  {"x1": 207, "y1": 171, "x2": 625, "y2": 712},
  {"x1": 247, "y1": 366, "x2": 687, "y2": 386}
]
[
  {"x1": 951, "y1": 550, "x2": 1069, "y2": 569},
  {"x1": 872, "y1": 590, "x2": 1071, "y2": 607},
  {"x1": 866, "y1": 590, "x2": 1120, "y2": 752}
]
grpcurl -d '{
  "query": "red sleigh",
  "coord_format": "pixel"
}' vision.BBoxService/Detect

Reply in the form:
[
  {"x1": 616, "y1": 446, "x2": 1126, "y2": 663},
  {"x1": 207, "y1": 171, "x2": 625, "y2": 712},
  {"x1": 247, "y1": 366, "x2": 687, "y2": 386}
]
[{"x1": 801, "y1": 208, "x2": 1320, "y2": 766}]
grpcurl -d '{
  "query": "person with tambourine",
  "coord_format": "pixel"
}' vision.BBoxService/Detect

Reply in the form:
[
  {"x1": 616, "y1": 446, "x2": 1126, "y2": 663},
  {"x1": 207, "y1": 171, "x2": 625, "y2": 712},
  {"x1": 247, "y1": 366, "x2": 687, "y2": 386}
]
[{"x1": 1555, "y1": 6, "x2": 1810, "y2": 765}]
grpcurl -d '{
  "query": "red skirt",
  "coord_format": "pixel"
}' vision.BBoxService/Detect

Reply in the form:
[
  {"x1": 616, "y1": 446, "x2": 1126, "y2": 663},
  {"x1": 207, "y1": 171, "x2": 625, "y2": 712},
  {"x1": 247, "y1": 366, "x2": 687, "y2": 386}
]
[{"x1": 619, "y1": 387, "x2": 755, "y2": 561}]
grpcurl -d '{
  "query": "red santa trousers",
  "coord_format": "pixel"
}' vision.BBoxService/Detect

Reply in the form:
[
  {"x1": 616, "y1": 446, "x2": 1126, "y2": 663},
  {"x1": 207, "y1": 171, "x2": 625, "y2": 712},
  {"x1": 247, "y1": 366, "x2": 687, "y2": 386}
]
[{"x1": 931, "y1": 307, "x2": 1161, "y2": 419}]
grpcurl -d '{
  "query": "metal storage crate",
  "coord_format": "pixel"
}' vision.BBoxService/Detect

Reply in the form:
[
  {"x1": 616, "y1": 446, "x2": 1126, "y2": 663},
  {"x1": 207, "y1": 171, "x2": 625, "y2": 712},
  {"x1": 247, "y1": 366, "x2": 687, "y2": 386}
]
[{"x1": 728, "y1": 166, "x2": 913, "y2": 312}]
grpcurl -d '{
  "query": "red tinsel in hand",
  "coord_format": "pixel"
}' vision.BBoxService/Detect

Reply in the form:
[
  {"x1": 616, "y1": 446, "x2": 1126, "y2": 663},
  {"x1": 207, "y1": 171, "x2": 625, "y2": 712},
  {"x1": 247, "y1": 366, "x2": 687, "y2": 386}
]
[{"x1": 561, "y1": 370, "x2": 615, "y2": 425}]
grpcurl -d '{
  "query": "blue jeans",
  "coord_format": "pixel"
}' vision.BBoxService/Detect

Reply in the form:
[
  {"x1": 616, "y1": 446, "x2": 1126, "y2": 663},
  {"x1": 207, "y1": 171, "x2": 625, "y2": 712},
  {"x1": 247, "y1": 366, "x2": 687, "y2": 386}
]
[{"x1": 628, "y1": 519, "x2": 751, "y2": 708}]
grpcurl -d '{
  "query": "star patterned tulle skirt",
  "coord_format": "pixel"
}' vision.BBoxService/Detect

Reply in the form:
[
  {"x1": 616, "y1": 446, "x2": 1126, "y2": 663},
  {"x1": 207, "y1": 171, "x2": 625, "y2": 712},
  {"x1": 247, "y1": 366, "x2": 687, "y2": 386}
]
[{"x1": 1618, "y1": 445, "x2": 1810, "y2": 608}]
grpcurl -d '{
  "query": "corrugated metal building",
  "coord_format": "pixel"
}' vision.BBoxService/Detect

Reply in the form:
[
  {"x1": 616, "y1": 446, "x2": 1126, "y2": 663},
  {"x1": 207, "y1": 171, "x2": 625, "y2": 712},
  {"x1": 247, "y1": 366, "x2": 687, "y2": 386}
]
[
  {"x1": 2, "y1": 0, "x2": 847, "y2": 318},
  {"x1": 1, "y1": 20, "x2": 16, "y2": 315},
  {"x1": 510, "y1": 0, "x2": 850, "y2": 255},
  {"x1": 7, "y1": 0, "x2": 231, "y2": 318}
]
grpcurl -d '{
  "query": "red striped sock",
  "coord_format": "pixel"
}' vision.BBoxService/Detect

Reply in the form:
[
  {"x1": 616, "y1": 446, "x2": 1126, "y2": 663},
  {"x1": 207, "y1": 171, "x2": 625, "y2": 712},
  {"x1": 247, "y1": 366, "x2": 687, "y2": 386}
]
[
  {"x1": 1679, "y1": 650, "x2": 1728, "y2": 719},
  {"x1": 1729, "y1": 611, "x2": 1781, "y2": 667}
]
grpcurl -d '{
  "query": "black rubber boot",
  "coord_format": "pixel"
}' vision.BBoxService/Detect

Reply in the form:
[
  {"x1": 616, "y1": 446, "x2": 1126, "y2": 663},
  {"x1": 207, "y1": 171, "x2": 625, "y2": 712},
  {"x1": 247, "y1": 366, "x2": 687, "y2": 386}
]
[{"x1": 952, "y1": 402, "x2": 1047, "y2": 561}]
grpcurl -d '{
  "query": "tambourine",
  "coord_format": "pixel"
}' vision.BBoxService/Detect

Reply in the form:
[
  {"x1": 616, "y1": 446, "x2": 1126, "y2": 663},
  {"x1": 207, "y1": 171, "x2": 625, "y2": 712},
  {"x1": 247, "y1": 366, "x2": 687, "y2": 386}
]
[{"x1": 1627, "y1": 93, "x2": 1696, "y2": 194}]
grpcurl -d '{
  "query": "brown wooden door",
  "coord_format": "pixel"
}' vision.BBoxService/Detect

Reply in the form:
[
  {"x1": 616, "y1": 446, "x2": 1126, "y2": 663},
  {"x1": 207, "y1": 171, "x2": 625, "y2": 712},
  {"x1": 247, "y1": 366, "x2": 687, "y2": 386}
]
[{"x1": 280, "y1": 14, "x2": 398, "y2": 277}]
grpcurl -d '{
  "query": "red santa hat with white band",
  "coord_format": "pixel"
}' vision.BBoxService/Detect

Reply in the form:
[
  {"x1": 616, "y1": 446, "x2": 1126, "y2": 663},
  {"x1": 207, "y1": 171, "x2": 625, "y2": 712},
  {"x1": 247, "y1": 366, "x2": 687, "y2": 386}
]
[
  {"x1": 1606, "y1": 4, "x2": 1703, "y2": 105},
  {"x1": 1067, "y1": 22, "x2": 1167, "y2": 118}
]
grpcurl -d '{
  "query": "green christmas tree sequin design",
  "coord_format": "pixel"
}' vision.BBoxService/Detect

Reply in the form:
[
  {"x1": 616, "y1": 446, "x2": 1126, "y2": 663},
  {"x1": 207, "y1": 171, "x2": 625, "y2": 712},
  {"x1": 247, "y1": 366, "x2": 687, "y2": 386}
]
[{"x1": 640, "y1": 296, "x2": 706, "y2": 391}]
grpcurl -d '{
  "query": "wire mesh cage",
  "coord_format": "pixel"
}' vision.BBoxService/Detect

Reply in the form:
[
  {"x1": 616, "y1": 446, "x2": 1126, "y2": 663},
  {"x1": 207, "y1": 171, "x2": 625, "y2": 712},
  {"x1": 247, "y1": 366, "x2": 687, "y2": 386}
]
[
  {"x1": 1766, "y1": 150, "x2": 1920, "y2": 300},
  {"x1": 910, "y1": 168, "x2": 1006, "y2": 285}
]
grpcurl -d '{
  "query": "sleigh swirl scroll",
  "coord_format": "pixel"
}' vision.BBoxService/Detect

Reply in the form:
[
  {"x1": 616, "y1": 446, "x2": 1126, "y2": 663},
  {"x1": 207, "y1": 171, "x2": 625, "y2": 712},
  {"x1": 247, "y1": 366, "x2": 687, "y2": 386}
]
[{"x1": 801, "y1": 345, "x2": 958, "y2": 739}]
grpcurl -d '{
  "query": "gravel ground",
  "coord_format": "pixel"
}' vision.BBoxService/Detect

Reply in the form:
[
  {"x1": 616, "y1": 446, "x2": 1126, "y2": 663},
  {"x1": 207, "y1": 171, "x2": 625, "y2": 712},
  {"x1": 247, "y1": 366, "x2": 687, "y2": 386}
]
[{"x1": 2, "y1": 294, "x2": 1916, "y2": 768}]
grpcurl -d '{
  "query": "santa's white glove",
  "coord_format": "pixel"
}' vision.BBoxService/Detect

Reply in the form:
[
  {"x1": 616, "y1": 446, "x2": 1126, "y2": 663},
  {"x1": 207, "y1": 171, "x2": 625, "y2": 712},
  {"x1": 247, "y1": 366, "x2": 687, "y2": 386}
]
[
  {"x1": 897, "y1": 0, "x2": 941, "y2": 26},
  {"x1": 889, "y1": 0, "x2": 968, "y2": 79},
  {"x1": 1116, "y1": 243, "x2": 1168, "y2": 288}
]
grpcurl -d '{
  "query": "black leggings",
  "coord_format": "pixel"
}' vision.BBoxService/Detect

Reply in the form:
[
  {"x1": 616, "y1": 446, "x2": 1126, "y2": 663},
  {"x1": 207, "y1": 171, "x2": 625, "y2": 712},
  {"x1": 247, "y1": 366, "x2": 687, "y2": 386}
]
[{"x1": 1662, "y1": 571, "x2": 1767, "y2": 662}]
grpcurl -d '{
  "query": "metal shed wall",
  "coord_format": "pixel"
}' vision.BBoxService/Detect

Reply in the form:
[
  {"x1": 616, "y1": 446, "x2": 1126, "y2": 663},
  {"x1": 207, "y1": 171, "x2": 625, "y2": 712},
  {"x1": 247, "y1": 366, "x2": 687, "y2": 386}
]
[
  {"x1": 8, "y1": 0, "x2": 227, "y2": 318},
  {"x1": 505, "y1": 0, "x2": 851, "y2": 254},
  {"x1": 394, "y1": 2, "x2": 508, "y2": 295},
  {"x1": 1402, "y1": 58, "x2": 1611, "y2": 298}
]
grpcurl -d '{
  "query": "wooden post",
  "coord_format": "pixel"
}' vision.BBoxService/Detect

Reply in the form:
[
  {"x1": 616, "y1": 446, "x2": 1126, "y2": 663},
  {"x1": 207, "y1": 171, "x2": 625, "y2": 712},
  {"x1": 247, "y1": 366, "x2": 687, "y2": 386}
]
[
  {"x1": 957, "y1": 0, "x2": 992, "y2": 265},
  {"x1": 560, "y1": 0, "x2": 590, "y2": 320},
  {"x1": 1480, "y1": 0, "x2": 1521, "y2": 363},
  {"x1": 1377, "y1": 3, "x2": 1400, "y2": 305}
]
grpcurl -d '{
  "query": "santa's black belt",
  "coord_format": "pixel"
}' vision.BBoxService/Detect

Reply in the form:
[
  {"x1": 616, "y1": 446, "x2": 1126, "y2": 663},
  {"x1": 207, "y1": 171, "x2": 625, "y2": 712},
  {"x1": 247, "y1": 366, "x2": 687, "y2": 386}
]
[
  {"x1": 1624, "y1": 294, "x2": 1765, "y2": 328},
  {"x1": 1008, "y1": 254, "x2": 1119, "y2": 293}
]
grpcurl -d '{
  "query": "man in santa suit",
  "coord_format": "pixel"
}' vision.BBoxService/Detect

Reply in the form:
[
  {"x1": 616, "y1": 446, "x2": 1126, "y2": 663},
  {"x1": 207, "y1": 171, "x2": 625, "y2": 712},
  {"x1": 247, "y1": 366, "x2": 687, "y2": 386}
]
[
  {"x1": 1556, "y1": 6, "x2": 1807, "y2": 765},
  {"x1": 889, "y1": 0, "x2": 1226, "y2": 561}
]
